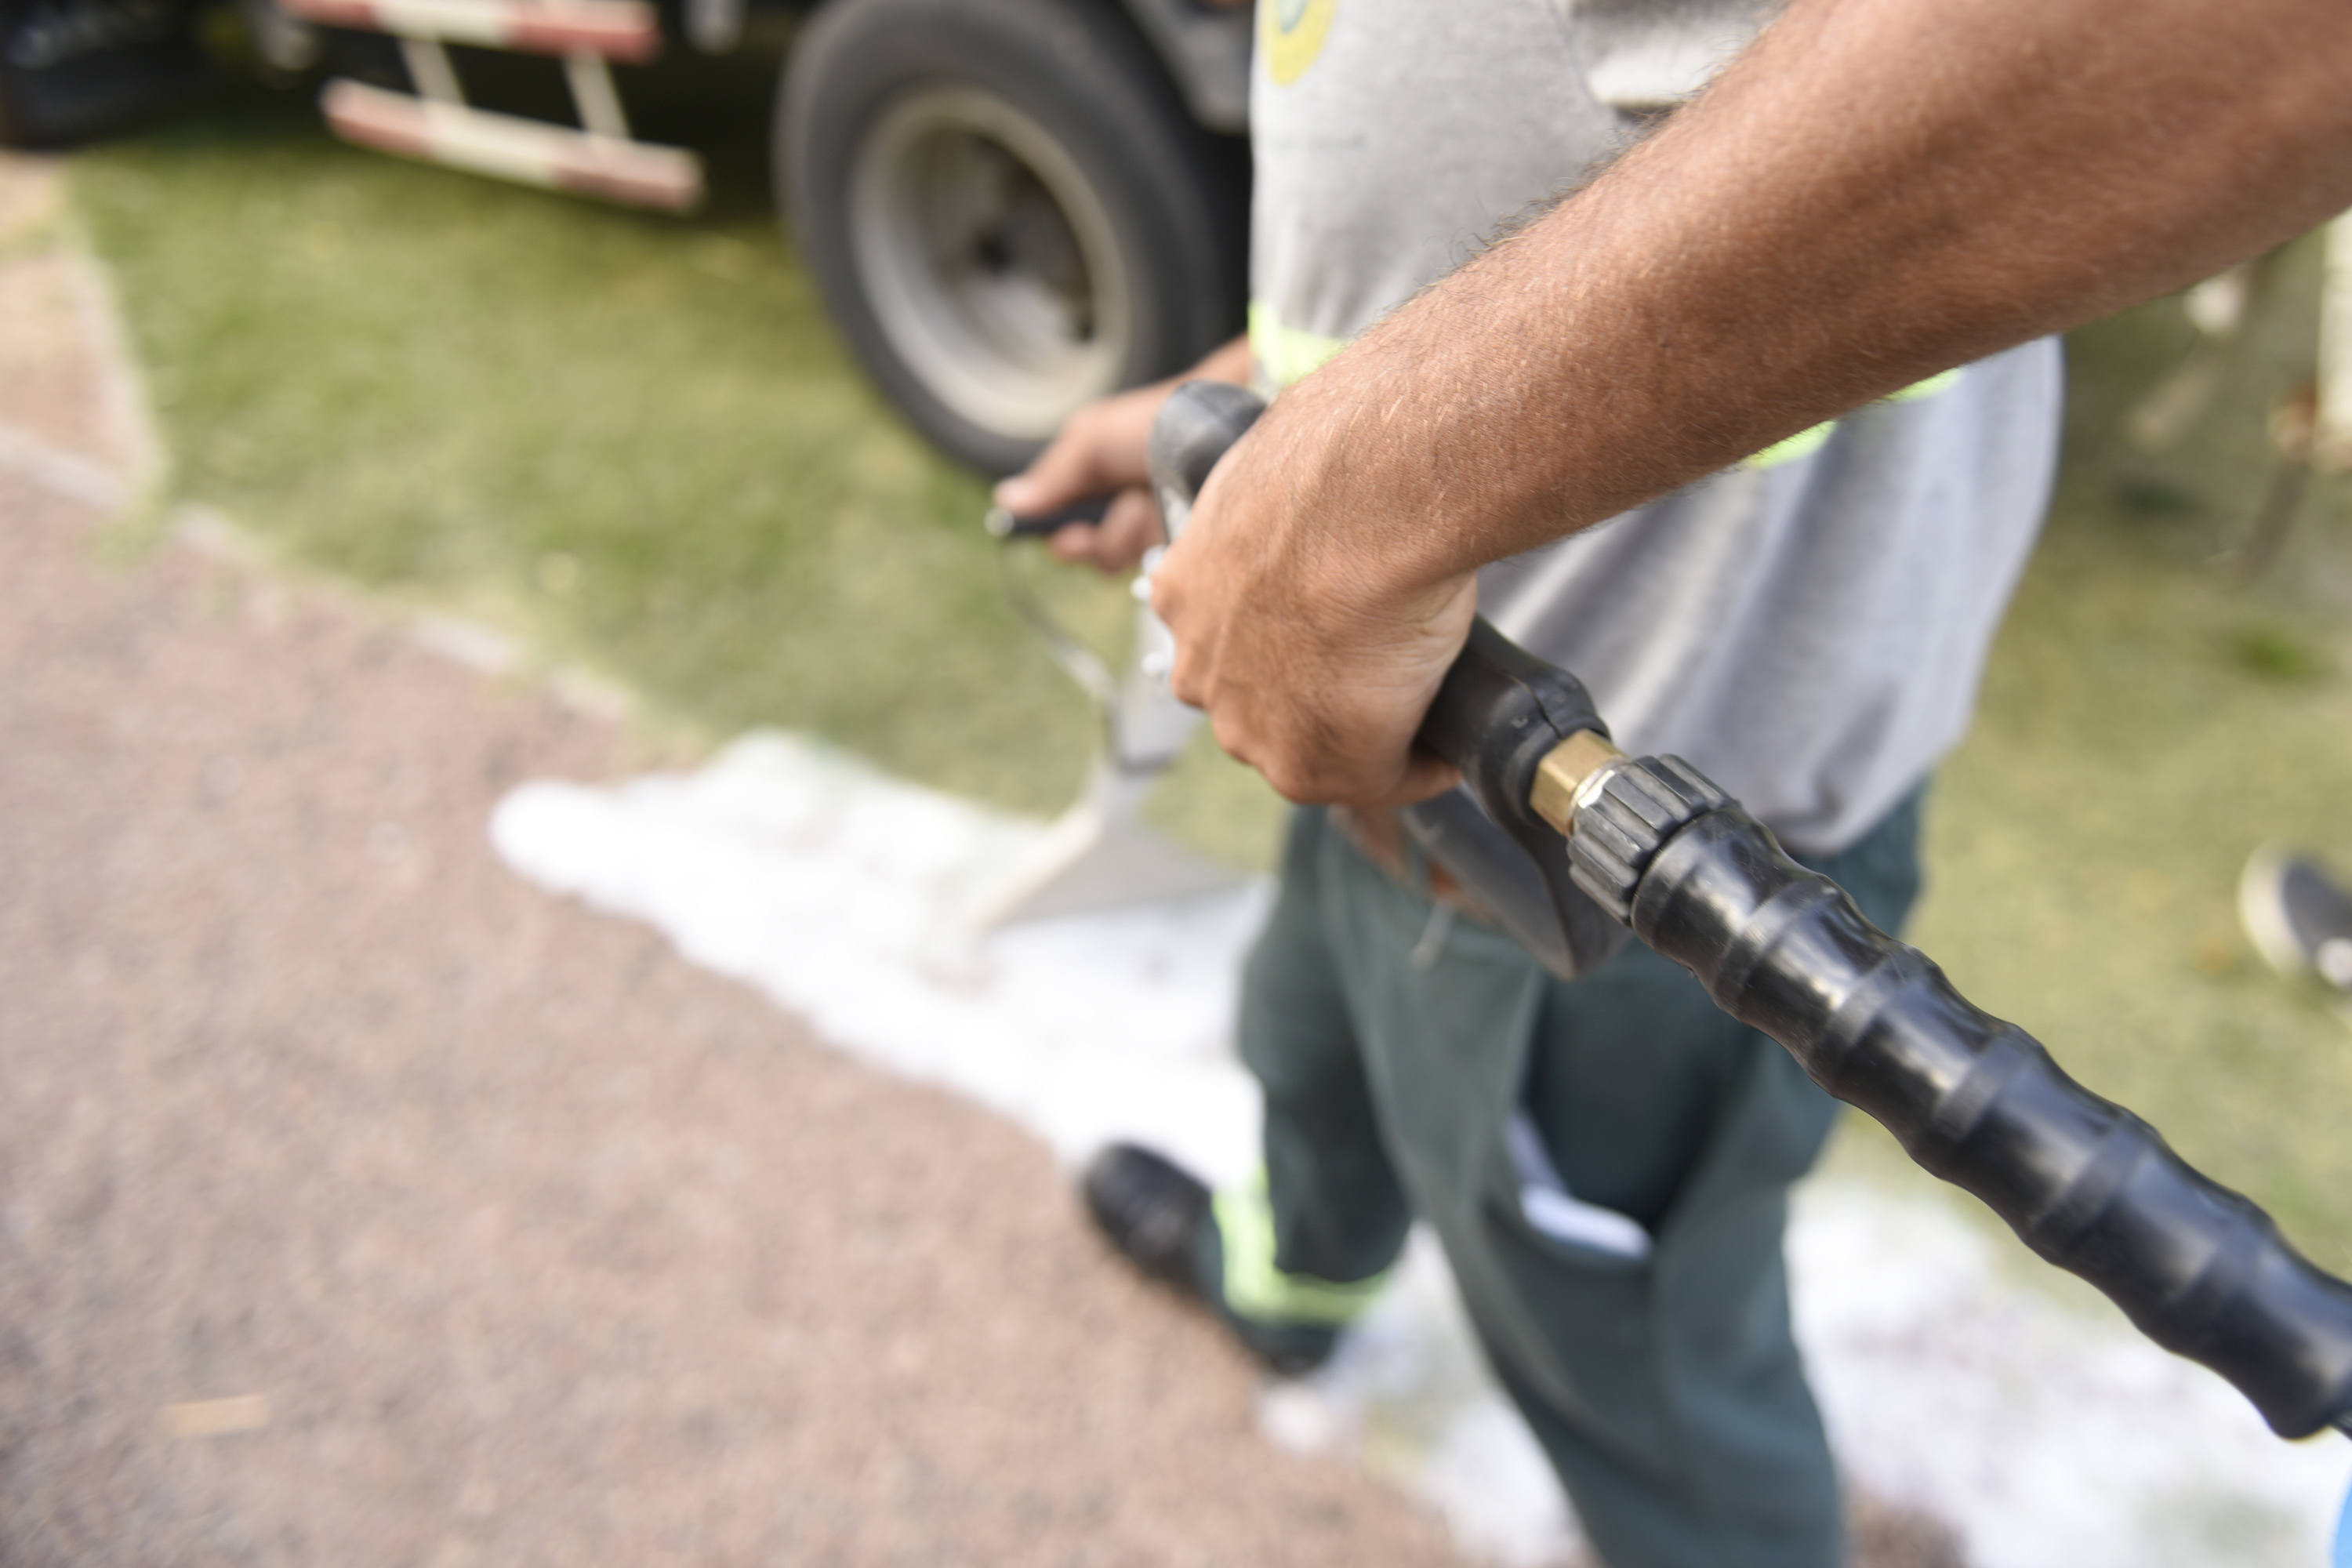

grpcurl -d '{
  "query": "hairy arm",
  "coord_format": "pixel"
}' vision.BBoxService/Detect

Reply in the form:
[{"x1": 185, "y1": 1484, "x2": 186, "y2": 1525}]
[{"x1": 1152, "y1": 0, "x2": 2352, "y2": 804}]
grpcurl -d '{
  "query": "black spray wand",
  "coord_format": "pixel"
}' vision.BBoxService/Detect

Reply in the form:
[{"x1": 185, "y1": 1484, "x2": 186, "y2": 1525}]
[{"x1": 1149, "y1": 379, "x2": 2352, "y2": 1445}]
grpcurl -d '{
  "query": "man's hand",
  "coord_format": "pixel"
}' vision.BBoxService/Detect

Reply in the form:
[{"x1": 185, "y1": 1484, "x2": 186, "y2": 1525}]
[
  {"x1": 1149, "y1": 374, "x2": 1478, "y2": 808},
  {"x1": 990, "y1": 381, "x2": 1167, "y2": 574},
  {"x1": 992, "y1": 336, "x2": 1252, "y2": 575}
]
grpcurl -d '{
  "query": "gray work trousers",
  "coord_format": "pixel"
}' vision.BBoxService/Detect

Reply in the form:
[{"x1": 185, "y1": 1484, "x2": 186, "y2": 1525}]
[{"x1": 1236, "y1": 792, "x2": 1923, "y2": 1568}]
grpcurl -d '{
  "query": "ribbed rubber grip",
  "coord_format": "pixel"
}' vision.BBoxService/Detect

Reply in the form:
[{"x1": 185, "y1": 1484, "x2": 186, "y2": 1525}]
[
  {"x1": 1563, "y1": 753, "x2": 1726, "y2": 922},
  {"x1": 1577, "y1": 757, "x2": 2352, "y2": 1439}
]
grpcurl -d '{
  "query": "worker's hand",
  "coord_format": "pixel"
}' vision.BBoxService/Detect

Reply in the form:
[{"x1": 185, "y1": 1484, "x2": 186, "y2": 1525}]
[
  {"x1": 994, "y1": 336, "x2": 1254, "y2": 575},
  {"x1": 991, "y1": 380, "x2": 1168, "y2": 574},
  {"x1": 1148, "y1": 383, "x2": 1478, "y2": 808}
]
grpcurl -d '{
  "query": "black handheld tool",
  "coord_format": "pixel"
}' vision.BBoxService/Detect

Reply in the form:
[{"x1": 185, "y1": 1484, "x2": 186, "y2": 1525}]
[
  {"x1": 1145, "y1": 382, "x2": 1631, "y2": 978},
  {"x1": 1148, "y1": 378, "x2": 2352, "y2": 1442},
  {"x1": 983, "y1": 495, "x2": 1112, "y2": 539}
]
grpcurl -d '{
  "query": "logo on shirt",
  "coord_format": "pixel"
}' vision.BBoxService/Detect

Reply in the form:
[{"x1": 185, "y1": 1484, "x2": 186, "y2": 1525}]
[{"x1": 1261, "y1": 0, "x2": 1334, "y2": 85}]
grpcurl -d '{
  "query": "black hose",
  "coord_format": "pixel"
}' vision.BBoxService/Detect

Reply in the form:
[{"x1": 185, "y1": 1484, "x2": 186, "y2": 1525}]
[
  {"x1": 1145, "y1": 379, "x2": 2352, "y2": 1439},
  {"x1": 1569, "y1": 753, "x2": 2352, "y2": 1440}
]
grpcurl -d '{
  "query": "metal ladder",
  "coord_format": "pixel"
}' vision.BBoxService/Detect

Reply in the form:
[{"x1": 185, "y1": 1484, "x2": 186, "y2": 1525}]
[{"x1": 283, "y1": 0, "x2": 704, "y2": 212}]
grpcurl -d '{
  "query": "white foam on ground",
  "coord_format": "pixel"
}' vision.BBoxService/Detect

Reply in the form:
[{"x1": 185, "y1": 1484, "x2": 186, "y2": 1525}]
[
  {"x1": 492, "y1": 732, "x2": 2352, "y2": 1568},
  {"x1": 1794, "y1": 1181, "x2": 2350, "y2": 1568},
  {"x1": 492, "y1": 733, "x2": 1267, "y2": 1188}
]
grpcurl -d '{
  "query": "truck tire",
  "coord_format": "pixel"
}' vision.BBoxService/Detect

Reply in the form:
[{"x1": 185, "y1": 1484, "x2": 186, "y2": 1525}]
[
  {"x1": 779, "y1": 0, "x2": 1247, "y2": 475},
  {"x1": 0, "y1": 0, "x2": 208, "y2": 147}
]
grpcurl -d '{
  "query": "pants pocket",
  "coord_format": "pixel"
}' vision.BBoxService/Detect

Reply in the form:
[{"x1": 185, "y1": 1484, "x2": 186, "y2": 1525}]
[{"x1": 1502, "y1": 1107, "x2": 1653, "y2": 1265}]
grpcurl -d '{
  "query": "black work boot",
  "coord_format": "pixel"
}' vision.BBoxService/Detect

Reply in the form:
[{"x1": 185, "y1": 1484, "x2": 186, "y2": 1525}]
[
  {"x1": 1082, "y1": 1142, "x2": 1212, "y2": 1290},
  {"x1": 1080, "y1": 1143, "x2": 1341, "y2": 1377}
]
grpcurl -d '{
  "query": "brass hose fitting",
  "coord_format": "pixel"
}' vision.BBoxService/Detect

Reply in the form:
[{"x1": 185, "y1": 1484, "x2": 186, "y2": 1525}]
[{"x1": 1529, "y1": 729, "x2": 1627, "y2": 837}]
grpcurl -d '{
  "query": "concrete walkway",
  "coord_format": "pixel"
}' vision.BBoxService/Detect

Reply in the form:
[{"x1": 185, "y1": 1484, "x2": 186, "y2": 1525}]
[{"x1": 0, "y1": 152, "x2": 1468, "y2": 1567}]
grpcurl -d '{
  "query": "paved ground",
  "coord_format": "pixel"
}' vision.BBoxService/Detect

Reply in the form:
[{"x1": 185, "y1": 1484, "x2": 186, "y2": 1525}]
[
  {"x1": 0, "y1": 149, "x2": 1971, "y2": 1567},
  {"x1": 0, "y1": 153, "x2": 1471, "y2": 1567}
]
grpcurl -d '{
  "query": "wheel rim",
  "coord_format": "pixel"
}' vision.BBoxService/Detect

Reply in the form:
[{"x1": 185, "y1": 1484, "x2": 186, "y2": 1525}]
[{"x1": 848, "y1": 85, "x2": 1134, "y2": 445}]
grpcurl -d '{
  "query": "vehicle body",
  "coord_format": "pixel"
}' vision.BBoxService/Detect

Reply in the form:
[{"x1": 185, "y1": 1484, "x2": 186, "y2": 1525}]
[{"x1": 0, "y1": 0, "x2": 1254, "y2": 473}]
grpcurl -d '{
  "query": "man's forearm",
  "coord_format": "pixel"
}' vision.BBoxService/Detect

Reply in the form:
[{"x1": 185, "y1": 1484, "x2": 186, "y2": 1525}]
[
  {"x1": 1153, "y1": 0, "x2": 2352, "y2": 804},
  {"x1": 1269, "y1": 0, "x2": 2352, "y2": 593}
]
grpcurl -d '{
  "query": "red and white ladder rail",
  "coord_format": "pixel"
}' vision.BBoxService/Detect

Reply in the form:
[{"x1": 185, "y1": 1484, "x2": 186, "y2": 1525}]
[{"x1": 281, "y1": 0, "x2": 704, "y2": 213}]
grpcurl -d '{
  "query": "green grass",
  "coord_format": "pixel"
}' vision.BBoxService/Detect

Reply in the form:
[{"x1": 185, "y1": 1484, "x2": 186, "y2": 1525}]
[
  {"x1": 67, "y1": 69, "x2": 1287, "y2": 857},
  {"x1": 66, "y1": 79, "x2": 2352, "y2": 1276}
]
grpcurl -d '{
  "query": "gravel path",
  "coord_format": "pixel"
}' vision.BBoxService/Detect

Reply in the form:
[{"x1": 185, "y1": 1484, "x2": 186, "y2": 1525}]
[{"x1": 0, "y1": 151, "x2": 1466, "y2": 1568}]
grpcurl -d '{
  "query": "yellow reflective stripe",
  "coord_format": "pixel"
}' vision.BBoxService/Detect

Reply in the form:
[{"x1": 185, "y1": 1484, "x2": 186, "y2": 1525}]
[
  {"x1": 1747, "y1": 421, "x2": 1835, "y2": 470},
  {"x1": 1214, "y1": 1171, "x2": 1388, "y2": 1326},
  {"x1": 1246, "y1": 308, "x2": 1964, "y2": 468},
  {"x1": 1744, "y1": 367, "x2": 1965, "y2": 469},
  {"x1": 1886, "y1": 366, "x2": 1963, "y2": 403},
  {"x1": 1249, "y1": 302, "x2": 1349, "y2": 390}
]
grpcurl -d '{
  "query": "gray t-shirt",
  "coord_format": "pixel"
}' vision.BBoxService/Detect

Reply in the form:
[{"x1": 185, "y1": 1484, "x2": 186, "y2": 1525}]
[{"x1": 1249, "y1": 0, "x2": 2061, "y2": 852}]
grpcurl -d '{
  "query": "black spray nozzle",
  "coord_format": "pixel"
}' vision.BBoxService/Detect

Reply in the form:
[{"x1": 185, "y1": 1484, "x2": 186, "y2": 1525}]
[
  {"x1": 1411, "y1": 618, "x2": 1631, "y2": 978},
  {"x1": 1141, "y1": 382, "x2": 1625, "y2": 958},
  {"x1": 1141, "y1": 380, "x2": 1629, "y2": 977},
  {"x1": 1147, "y1": 379, "x2": 1266, "y2": 544}
]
